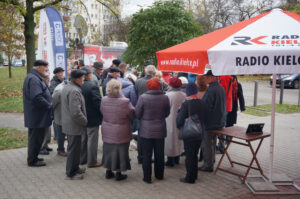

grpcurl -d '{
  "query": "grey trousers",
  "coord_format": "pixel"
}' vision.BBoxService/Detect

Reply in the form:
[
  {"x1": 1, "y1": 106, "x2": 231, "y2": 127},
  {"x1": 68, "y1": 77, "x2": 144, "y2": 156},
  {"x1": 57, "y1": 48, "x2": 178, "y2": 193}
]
[
  {"x1": 202, "y1": 130, "x2": 217, "y2": 169},
  {"x1": 66, "y1": 135, "x2": 81, "y2": 177},
  {"x1": 80, "y1": 126, "x2": 99, "y2": 165},
  {"x1": 41, "y1": 127, "x2": 51, "y2": 151}
]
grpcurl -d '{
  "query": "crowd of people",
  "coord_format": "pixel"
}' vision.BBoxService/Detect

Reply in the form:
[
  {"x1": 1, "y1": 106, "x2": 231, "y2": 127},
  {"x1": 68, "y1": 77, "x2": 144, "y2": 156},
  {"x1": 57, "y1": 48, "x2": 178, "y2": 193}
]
[{"x1": 22, "y1": 58, "x2": 245, "y2": 183}]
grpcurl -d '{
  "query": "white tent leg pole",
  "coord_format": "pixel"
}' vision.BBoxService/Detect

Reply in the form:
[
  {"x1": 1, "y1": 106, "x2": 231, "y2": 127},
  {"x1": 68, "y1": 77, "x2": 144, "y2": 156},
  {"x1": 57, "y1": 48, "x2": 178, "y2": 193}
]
[{"x1": 269, "y1": 74, "x2": 276, "y2": 182}]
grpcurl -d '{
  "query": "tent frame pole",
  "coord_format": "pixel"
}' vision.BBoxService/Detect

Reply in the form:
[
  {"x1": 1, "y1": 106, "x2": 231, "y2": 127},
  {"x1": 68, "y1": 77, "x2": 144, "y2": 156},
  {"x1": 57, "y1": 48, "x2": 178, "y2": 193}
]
[{"x1": 270, "y1": 74, "x2": 276, "y2": 182}]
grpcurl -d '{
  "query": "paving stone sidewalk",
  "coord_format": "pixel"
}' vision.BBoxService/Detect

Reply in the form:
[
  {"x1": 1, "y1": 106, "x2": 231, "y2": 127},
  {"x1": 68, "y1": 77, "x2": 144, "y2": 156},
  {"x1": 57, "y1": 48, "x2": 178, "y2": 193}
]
[{"x1": 0, "y1": 112, "x2": 300, "y2": 199}]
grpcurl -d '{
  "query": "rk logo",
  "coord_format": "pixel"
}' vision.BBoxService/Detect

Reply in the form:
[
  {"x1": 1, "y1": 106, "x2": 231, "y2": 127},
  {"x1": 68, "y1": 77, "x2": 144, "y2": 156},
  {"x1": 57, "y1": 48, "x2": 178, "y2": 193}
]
[{"x1": 231, "y1": 36, "x2": 267, "y2": 45}]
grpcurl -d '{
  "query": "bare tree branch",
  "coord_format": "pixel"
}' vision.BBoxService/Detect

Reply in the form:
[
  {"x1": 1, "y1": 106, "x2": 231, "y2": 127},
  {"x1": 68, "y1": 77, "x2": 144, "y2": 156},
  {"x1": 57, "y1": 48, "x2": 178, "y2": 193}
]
[
  {"x1": 33, "y1": 0, "x2": 63, "y2": 12},
  {"x1": 95, "y1": 0, "x2": 120, "y2": 22}
]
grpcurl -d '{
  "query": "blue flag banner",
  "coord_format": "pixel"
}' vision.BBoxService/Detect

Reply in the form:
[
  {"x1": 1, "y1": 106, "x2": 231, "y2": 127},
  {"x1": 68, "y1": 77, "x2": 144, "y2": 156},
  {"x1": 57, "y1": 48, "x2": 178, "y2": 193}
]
[{"x1": 46, "y1": 6, "x2": 68, "y2": 78}]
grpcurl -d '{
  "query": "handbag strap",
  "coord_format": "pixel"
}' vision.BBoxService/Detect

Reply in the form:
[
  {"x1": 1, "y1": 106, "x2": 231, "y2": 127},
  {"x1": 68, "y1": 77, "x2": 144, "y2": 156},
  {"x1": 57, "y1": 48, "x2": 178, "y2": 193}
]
[{"x1": 187, "y1": 99, "x2": 192, "y2": 117}]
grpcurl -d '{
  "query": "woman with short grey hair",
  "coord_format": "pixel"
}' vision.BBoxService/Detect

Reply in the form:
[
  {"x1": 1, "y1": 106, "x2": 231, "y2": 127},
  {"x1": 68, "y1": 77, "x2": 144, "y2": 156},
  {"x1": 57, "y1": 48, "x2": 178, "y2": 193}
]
[{"x1": 100, "y1": 79, "x2": 135, "y2": 181}]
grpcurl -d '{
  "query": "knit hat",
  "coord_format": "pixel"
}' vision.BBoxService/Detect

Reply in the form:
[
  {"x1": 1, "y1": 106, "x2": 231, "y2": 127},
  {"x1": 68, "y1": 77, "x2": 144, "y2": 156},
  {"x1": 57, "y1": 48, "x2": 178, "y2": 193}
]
[
  {"x1": 53, "y1": 67, "x2": 64, "y2": 74},
  {"x1": 146, "y1": 78, "x2": 161, "y2": 90},
  {"x1": 204, "y1": 69, "x2": 214, "y2": 76},
  {"x1": 169, "y1": 77, "x2": 182, "y2": 88},
  {"x1": 186, "y1": 82, "x2": 198, "y2": 96}
]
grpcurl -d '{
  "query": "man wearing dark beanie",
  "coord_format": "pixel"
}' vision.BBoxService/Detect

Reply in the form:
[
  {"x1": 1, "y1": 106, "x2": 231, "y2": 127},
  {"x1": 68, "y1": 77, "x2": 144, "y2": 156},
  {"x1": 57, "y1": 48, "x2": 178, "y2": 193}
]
[
  {"x1": 61, "y1": 69, "x2": 88, "y2": 180},
  {"x1": 199, "y1": 70, "x2": 226, "y2": 172}
]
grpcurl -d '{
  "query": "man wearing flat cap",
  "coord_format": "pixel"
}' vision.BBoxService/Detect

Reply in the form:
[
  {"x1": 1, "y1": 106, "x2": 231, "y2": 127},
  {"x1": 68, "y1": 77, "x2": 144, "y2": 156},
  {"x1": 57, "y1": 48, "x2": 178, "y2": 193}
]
[
  {"x1": 92, "y1": 61, "x2": 103, "y2": 87},
  {"x1": 199, "y1": 70, "x2": 226, "y2": 172},
  {"x1": 80, "y1": 67, "x2": 102, "y2": 168},
  {"x1": 102, "y1": 67, "x2": 121, "y2": 96},
  {"x1": 49, "y1": 67, "x2": 64, "y2": 95},
  {"x1": 61, "y1": 69, "x2": 87, "y2": 180},
  {"x1": 23, "y1": 60, "x2": 53, "y2": 167}
]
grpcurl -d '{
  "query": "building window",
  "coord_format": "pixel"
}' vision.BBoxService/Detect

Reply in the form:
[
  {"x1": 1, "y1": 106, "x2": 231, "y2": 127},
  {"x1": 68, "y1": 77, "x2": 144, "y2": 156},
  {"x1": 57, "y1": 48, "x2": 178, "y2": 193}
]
[
  {"x1": 91, "y1": 4, "x2": 94, "y2": 9},
  {"x1": 91, "y1": 14, "x2": 94, "y2": 18},
  {"x1": 95, "y1": 14, "x2": 98, "y2": 18},
  {"x1": 95, "y1": 4, "x2": 98, "y2": 8}
]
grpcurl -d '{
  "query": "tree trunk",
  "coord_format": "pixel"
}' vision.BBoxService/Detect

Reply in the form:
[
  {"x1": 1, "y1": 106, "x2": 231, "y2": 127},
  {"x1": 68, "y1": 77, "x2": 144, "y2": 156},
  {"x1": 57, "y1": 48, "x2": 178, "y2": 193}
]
[
  {"x1": 8, "y1": 56, "x2": 12, "y2": 78},
  {"x1": 24, "y1": 0, "x2": 35, "y2": 74}
]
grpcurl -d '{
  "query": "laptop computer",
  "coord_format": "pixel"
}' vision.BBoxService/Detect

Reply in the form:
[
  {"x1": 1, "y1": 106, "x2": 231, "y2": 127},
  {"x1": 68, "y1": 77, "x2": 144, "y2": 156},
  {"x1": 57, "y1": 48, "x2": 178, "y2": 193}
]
[{"x1": 246, "y1": 123, "x2": 264, "y2": 135}]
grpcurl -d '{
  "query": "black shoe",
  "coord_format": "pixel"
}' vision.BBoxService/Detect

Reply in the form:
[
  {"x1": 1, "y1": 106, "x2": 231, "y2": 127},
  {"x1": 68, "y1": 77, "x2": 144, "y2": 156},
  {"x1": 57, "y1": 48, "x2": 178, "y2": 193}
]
[
  {"x1": 165, "y1": 161, "x2": 174, "y2": 167},
  {"x1": 155, "y1": 176, "x2": 163, "y2": 180},
  {"x1": 115, "y1": 172, "x2": 127, "y2": 181},
  {"x1": 198, "y1": 166, "x2": 213, "y2": 172},
  {"x1": 105, "y1": 170, "x2": 115, "y2": 179},
  {"x1": 174, "y1": 156, "x2": 180, "y2": 165},
  {"x1": 46, "y1": 147, "x2": 53, "y2": 152},
  {"x1": 180, "y1": 177, "x2": 195, "y2": 184},
  {"x1": 143, "y1": 178, "x2": 152, "y2": 184},
  {"x1": 37, "y1": 158, "x2": 44, "y2": 161},
  {"x1": 76, "y1": 167, "x2": 86, "y2": 174},
  {"x1": 28, "y1": 161, "x2": 46, "y2": 167},
  {"x1": 39, "y1": 150, "x2": 49, "y2": 155},
  {"x1": 80, "y1": 161, "x2": 87, "y2": 165}
]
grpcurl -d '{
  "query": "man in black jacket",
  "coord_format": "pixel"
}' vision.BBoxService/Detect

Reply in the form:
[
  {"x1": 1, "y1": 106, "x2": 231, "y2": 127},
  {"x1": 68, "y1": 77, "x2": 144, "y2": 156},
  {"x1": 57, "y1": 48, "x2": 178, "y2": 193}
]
[
  {"x1": 49, "y1": 67, "x2": 64, "y2": 95},
  {"x1": 199, "y1": 70, "x2": 226, "y2": 172},
  {"x1": 80, "y1": 67, "x2": 103, "y2": 168},
  {"x1": 23, "y1": 60, "x2": 53, "y2": 167}
]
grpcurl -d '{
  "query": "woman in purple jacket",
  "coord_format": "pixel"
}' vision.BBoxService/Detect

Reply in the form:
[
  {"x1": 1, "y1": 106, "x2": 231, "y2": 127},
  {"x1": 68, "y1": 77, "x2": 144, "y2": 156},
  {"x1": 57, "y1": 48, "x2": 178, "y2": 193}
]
[
  {"x1": 135, "y1": 78, "x2": 170, "y2": 183},
  {"x1": 101, "y1": 79, "x2": 135, "y2": 181}
]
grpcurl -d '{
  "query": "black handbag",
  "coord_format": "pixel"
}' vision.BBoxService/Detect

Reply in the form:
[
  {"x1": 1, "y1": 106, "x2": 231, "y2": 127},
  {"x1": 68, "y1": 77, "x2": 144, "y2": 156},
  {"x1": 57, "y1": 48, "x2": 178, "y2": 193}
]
[{"x1": 178, "y1": 100, "x2": 203, "y2": 140}]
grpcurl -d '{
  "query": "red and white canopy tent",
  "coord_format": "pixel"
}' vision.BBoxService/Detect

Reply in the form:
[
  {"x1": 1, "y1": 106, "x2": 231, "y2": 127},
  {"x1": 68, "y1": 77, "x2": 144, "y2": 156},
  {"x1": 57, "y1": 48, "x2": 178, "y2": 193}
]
[{"x1": 156, "y1": 8, "x2": 300, "y2": 182}]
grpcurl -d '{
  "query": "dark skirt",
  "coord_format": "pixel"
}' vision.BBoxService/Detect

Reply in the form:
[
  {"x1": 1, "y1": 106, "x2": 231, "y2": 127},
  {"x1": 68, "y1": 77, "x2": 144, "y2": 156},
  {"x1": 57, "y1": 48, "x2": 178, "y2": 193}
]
[{"x1": 102, "y1": 142, "x2": 131, "y2": 171}]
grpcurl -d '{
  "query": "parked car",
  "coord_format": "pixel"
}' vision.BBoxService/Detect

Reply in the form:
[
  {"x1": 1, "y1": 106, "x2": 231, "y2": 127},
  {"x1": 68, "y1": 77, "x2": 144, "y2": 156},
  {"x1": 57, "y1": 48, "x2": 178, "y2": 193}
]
[
  {"x1": 12, "y1": 60, "x2": 23, "y2": 67},
  {"x1": 3, "y1": 60, "x2": 8, "y2": 66},
  {"x1": 270, "y1": 74, "x2": 300, "y2": 89}
]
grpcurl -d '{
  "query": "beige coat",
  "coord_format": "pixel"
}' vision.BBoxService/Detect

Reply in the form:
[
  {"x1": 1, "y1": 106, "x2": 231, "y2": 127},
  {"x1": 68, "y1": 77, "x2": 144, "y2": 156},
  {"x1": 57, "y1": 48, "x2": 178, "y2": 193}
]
[{"x1": 165, "y1": 89, "x2": 186, "y2": 157}]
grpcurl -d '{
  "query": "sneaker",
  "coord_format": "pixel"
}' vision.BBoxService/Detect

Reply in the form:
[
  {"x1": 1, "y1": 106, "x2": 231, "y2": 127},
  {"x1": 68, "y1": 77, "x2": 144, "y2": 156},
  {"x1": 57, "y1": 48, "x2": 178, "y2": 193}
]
[
  {"x1": 105, "y1": 170, "x2": 115, "y2": 179},
  {"x1": 87, "y1": 162, "x2": 102, "y2": 168},
  {"x1": 28, "y1": 161, "x2": 46, "y2": 167},
  {"x1": 115, "y1": 172, "x2": 127, "y2": 181},
  {"x1": 77, "y1": 168, "x2": 86, "y2": 174},
  {"x1": 57, "y1": 151, "x2": 67, "y2": 157},
  {"x1": 65, "y1": 174, "x2": 84, "y2": 180}
]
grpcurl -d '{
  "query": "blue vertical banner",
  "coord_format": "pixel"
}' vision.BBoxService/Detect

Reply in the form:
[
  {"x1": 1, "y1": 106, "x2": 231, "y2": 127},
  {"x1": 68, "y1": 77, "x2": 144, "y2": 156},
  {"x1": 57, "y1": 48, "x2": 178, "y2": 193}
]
[{"x1": 46, "y1": 6, "x2": 68, "y2": 78}]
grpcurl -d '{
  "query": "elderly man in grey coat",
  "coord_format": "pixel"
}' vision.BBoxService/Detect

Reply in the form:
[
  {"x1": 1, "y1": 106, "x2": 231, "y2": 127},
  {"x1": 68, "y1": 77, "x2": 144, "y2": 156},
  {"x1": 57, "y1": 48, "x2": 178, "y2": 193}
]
[
  {"x1": 62, "y1": 70, "x2": 87, "y2": 180},
  {"x1": 52, "y1": 81, "x2": 67, "y2": 157}
]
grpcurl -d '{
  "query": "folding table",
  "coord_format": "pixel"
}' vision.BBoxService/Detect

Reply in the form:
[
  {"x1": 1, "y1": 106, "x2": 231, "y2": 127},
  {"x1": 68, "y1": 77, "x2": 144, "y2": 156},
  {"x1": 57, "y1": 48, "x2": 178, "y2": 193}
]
[{"x1": 211, "y1": 126, "x2": 271, "y2": 184}]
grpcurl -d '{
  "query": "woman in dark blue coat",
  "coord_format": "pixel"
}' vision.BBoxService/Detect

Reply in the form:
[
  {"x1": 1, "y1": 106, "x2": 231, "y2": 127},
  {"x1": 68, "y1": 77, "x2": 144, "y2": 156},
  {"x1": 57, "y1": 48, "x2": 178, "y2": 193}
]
[{"x1": 176, "y1": 83, "x2": 208, "y2": 184}]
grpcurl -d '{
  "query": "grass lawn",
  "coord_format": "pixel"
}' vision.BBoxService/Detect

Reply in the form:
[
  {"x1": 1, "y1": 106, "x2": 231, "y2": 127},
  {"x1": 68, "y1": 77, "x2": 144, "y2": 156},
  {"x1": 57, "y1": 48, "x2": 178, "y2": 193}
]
[
  {"x1": 0, "y1": 128, "x2": 27, "y2": 150},
  {"x1": 244, "y1": 104, "x2": 300, "y2": 117},
  {"x1": 0, "y1": 67, "x2": 26, "y2": 112}
]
